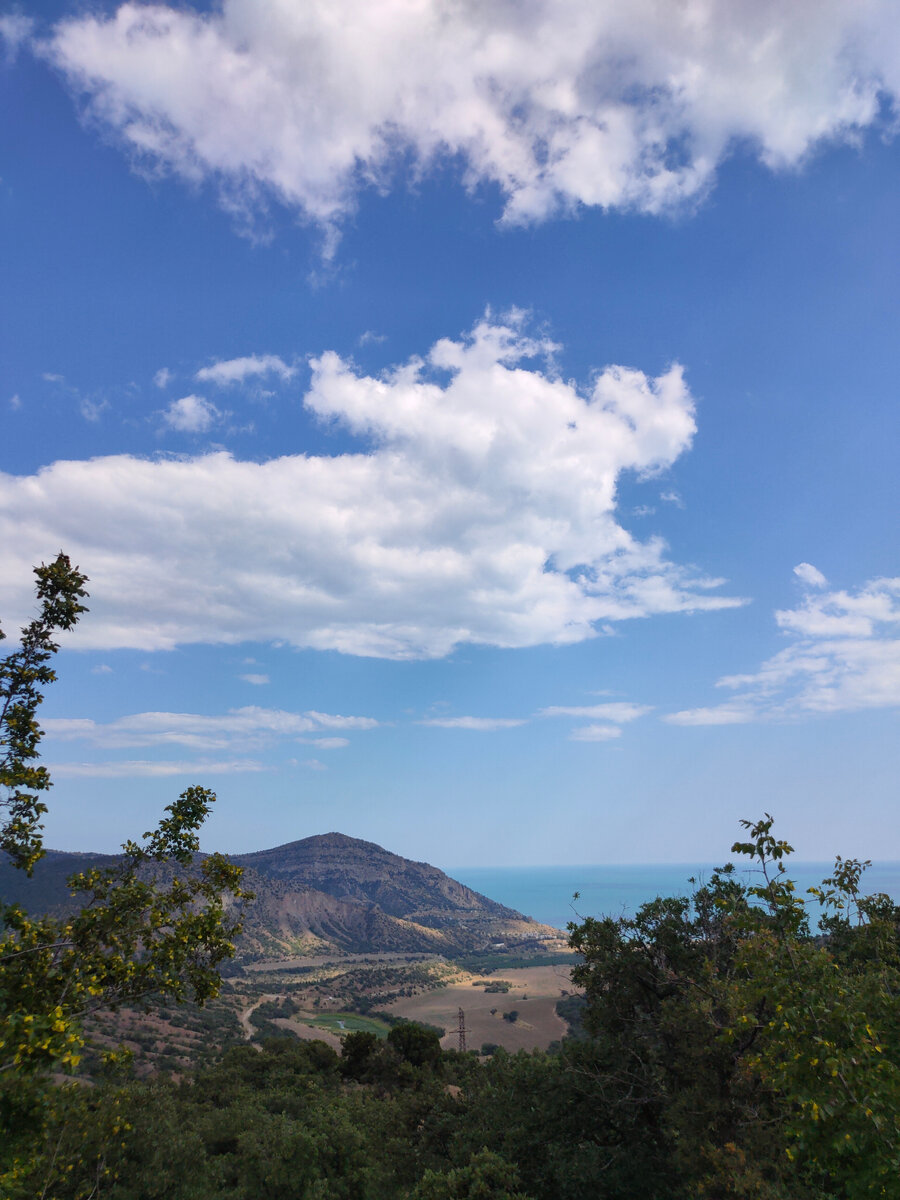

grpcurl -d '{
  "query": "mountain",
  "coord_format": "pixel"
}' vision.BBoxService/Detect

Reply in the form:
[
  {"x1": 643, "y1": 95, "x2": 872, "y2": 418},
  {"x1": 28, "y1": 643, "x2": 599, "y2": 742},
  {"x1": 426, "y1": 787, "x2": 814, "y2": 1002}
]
[
  {"x1": 0, "y1": 849, "x2": 119, "y2": 913},
  {"x1": 0, "y1": 833, "x2": 561, "y2": 959}
]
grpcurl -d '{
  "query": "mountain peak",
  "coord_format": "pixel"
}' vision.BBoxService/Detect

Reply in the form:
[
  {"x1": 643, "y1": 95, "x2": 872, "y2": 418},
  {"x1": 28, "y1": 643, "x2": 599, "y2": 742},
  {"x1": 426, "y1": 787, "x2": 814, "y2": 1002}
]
[{"x1": 3, "y1": 832, "x2": 563, "y2": 959}]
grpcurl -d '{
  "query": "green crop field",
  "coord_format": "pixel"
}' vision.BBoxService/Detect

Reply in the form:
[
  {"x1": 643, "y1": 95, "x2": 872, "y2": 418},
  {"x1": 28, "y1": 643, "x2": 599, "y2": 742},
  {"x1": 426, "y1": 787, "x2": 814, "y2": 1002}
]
[{"x1": 305, "y1": 1012, "x2": 393, "y2": 1037}]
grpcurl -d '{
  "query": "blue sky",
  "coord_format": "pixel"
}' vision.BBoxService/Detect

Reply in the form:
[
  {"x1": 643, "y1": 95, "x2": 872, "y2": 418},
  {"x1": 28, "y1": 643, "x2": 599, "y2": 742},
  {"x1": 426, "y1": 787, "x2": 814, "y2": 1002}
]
[{"x1": 1, "y1": 1, "x2": 899, "y2": 866}]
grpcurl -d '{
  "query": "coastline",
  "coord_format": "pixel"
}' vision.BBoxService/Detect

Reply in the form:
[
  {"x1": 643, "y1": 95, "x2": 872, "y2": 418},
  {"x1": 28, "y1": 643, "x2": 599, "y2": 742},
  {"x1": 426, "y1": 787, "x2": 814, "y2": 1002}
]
[{"x1": 448, "y1": 861, "x2": 900, "y2": 933}]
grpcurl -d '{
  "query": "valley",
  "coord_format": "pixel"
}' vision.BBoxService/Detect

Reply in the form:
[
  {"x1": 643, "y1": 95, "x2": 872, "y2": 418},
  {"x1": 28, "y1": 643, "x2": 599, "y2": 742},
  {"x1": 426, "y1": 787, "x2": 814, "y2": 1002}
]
[
  {"x1": 82, "y1": 947, "x2": 582, "y2": 1076},
  {"x1": 3, "y1": 831, "x2": 579, "y2": 1076}
]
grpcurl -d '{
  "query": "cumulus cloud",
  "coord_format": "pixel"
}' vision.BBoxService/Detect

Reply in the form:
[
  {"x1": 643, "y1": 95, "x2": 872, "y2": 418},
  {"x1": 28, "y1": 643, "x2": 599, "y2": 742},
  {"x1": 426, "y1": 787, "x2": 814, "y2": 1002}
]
[
  {"x1": 195, "y1": 354, "x2": 296, "y2": 386},
  {"x1": 161, "y1": 394, "x2": 221, "y2": 433},
  {"x1": 49, "y1": 758, "x2": 267, "y2": 778},
  {"x1": 772, "y1": 579, "x2": 897, "y2": 639},
  {"x1": 0, "y1": 315, "x2": 737, "y2": 658},
  {"x1": 154, "y1": 367, "x2": 173, "y2": 389},
  {"x1": 666, "y1": 573, "x2": 900, "y2": 724},
  {"x1": 794, "y1": 561, "x2": 828, "y2": 588},
  {"x1": 419, "y1": 716, "x2": 527, "y2": 731},
  {"x1": 239, "y1": 673, "x2": 269, "y2": 685},
  {"x1": 42, "y1": 1, "x2": 900, "y2": 241},
  {"x1": 42, "y1": 706, "x2": 377, "y2": 752},
  {"x1": 538, "y1": 702, "x2": 651, "y2": 721}
]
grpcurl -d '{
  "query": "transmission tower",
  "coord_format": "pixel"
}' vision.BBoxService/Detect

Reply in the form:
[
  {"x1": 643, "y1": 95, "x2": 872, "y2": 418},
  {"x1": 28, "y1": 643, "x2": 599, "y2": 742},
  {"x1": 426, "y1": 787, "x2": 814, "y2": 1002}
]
[{"x1": 457, "y1": 1007, "x2": 468, "y2": 1053}]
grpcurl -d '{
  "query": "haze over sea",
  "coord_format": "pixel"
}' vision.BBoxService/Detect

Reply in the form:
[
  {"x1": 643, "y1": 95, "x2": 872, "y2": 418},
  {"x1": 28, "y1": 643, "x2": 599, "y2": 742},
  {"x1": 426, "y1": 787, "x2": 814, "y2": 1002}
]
[{"x1": 448, "y1": 864, "x2": 900, "y2": 934}]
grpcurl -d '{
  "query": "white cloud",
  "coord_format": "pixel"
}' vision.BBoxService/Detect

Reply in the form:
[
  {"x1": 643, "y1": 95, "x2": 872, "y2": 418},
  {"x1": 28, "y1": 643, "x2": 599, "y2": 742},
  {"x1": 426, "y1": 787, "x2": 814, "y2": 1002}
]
[
  {"x1": 79, "y1": 395, "x2": 108, "y2": 423},
  {"x1": 42, "y1": 706, "x2": 378, "y2": 751},
  {"x1": 9, "y1": 394, "x2": 21, "y2": 411},
  {"x1": 154, "y1": 367, "x2": 173, "y2": 389},
  {"x1": 39, "y1": 373, "x2": 108, "y2": 421},
  {"x1": 303, "y1": 712, "x2": 379, "y2": 730},
  {"x1": 91, "y1": 664, "x2": 113, "y2": 675},
  {"x1": 794, "y1": 562, "x2": 828, "y2": 588},
  {"x1": 49, "y1": 758, "x2": 268, "y2": 778},
  {"x1": 239, "y1": 673, "x2": 269, "y2": 685},
  {"x1": 419, "y1": 716, "x2": 527, "y2": 731},
  {"x1": 161, "y1": 394, "x2": 221, "y2": 433},
  {"x1": 308, "y1": 737, "x2": 349, "y2": 750},
  {"x1": 665, "y1": 704, "x2": 754, "y2": 727},
  {"x1": 43, "y1": 1, "x2": 900, "y2": 242},
  {"x1": 0, "y1": 315, "x2": 738, "y2": 657},
  {"x1": 422, "y1": 699, "x2": 652, "y2": 736},
  {"x1": 358, "y1": 331, "x2": 387, "y2": 347},
  {"x1": 569, "y1": 723, "x2": 622, "y2": 742},
  {"x1": 660, "y1": 490, "x2": 685, "y2": 508},
  {"x1": 538, "y1": 702, "x2": 651, "y2": 722},
  {"x1": 666, "y1": 574, "x2": 900, "y2": 724},
  {"x1": 0, "y1": 14, "x2": 33, "y2": 63},
  {"x1": 301, "y1": 759, "x2": 327, "y2": 771},
  {"x1": 772, "y1": 582, "x2": 900, "y2": 640},
  {"x1": 195, "y1": 354, "x2": 296, "y2": 386}
]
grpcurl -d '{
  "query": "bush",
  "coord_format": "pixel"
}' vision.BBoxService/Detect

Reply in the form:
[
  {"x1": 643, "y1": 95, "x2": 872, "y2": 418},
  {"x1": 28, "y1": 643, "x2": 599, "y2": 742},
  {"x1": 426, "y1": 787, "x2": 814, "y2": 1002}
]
[{"x1": 387, "y1": 1022, "x2": 443, "y2": 1068}]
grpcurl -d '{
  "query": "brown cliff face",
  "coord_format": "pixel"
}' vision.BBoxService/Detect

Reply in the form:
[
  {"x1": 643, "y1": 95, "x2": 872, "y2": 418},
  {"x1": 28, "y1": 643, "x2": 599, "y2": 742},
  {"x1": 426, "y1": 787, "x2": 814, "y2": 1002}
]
[
  {"x1": 233, "y1": 832, "x2": 517, "y2": 918},
  {"x1": 230, "y1": 833, "x2": 556, "y2": 957},
  {"x1": 1, "y1": 833, "x2": 561, "y2": 960}
]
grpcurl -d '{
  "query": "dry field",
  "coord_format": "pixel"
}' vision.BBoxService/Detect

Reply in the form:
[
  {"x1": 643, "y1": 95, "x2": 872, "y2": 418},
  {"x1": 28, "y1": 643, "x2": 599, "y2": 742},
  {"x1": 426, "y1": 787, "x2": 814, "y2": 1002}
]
[
  {"x1": 273, "y1": 1018, "x2": 343, "y2": 1050},
  {"x1": 386, "y1": 964, "x2": 581, "y2": 1053},
  {"x1": 80, "y1": 957, "x2": 581, "y2": 1075}
]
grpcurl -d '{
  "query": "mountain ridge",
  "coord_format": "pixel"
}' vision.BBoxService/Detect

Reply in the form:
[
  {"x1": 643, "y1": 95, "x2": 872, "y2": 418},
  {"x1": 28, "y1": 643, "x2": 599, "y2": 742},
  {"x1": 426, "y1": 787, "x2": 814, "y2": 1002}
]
[{"x1": 1, "y1": 832, "x2": 563, "y2": 959}]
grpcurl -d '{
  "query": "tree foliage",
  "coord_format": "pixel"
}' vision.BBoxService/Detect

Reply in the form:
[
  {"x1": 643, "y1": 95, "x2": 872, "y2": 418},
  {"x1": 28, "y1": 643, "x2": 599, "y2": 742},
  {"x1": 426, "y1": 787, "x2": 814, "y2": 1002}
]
[
  {"x1": 0, "y1": 553, "x2": 88, "y2": 873},
  {"x1": 7, "y1": 812, "x2": 900, "y2": 1198},
  {"x1": 409, "y1": 1149, "x2": 532, "y2": 1200},
  {"x1": 387, "y1": 1022, "x2": 443, "y2": 1071},
  {"x1": 569, "y1": 814, "x2": 900, "y2": 1198},
  {"x1": 0, "y1": 555, "x2": 250, "y2": 1187}
]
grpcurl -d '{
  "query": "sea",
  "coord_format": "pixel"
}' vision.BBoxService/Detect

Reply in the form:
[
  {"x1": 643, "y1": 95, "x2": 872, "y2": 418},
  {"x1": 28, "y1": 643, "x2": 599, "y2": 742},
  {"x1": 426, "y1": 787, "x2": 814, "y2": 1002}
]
[{"x1": 447, "y1": 862, "x2": 900, "y2": 933}]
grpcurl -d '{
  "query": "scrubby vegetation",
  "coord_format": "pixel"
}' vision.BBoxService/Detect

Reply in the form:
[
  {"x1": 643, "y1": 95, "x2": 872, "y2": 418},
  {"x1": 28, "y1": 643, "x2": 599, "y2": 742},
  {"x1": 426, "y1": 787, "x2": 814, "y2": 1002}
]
[
  {"x1": 454, "y1": 952, "x2": 576, "y2": 974},
  {"x1": 81, "y1": 994, "x2": 245, "y2": 1077}
]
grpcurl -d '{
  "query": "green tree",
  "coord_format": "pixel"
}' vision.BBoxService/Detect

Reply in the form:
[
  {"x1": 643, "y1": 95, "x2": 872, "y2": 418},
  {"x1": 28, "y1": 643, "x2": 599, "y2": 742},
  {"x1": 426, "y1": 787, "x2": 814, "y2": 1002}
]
[
  {"x1": 0, "y1": 555, "x2": 251, "y2": 1188},
  {"x1": 568, "y1": 814, "x2": 900, "y2": 1198},
  {"x1": 409, "y1": 1148, "x2": 533, "y2": 1199},
  {"x1": 341, "y1": 1029, "x2": 380, "y2": 1079},
  {"x1": 388, "y1": 1022, "x2": 443, "y2": 1070},
  {"x1": 0, "y1": 552, "x2": 88, "y2": 873}
]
